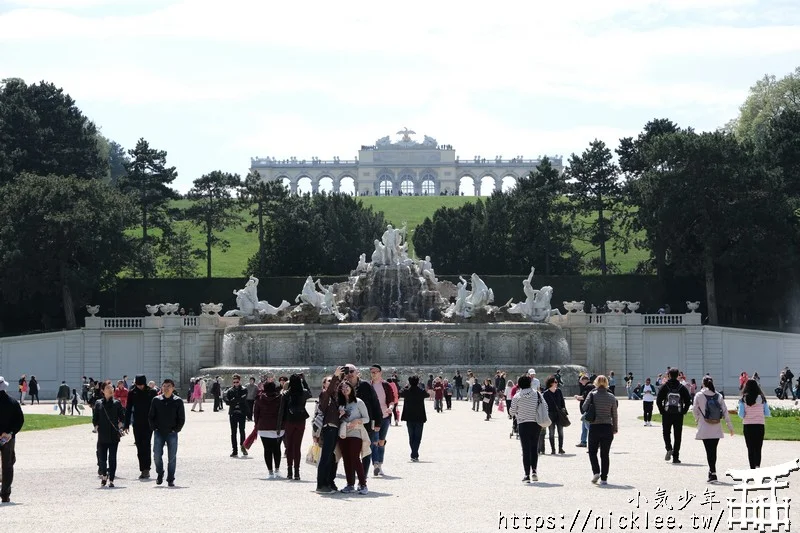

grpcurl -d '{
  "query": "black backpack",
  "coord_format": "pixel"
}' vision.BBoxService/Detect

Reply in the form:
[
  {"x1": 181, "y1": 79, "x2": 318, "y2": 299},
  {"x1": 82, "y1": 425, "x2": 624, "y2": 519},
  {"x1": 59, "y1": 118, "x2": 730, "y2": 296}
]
[{"x1": 666, "y1": 384, "x2": 682, "y2": 413}]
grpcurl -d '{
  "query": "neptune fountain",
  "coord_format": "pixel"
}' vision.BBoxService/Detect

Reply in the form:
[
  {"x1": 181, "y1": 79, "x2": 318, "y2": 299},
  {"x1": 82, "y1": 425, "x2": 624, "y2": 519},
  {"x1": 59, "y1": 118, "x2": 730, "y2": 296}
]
[{"x1": 207, "y1": 224, "x2": 585, "y2": 390}]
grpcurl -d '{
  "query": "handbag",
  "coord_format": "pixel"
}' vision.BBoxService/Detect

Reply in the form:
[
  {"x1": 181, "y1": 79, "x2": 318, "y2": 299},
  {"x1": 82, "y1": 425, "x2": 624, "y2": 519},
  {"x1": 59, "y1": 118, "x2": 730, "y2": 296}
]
[
  {"x1": 497, "y1": 400, "x2": 505, "y2": 413},
  {"x1": 583, "y1": 393, "x2": 596, "y2": 423},
  {"x1": 559, "y1": 407, "x2": 571, "y2": 427},
  {"x1": 305, "y1": 442, "x2": 321, "y2": 466},
  {"x1": 482, "y1": 397, "x2": 491, "y2": 403},
  {"x1": 536, "y1": 392, "x2": 552, "y2": 428}
]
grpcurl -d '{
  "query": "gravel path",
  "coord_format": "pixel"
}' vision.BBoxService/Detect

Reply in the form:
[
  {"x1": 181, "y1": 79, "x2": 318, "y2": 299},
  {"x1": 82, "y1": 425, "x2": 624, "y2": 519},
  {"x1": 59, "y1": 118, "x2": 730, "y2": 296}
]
[{"x1": 4, "y1": 398, "x2": 799, "y2": 532}]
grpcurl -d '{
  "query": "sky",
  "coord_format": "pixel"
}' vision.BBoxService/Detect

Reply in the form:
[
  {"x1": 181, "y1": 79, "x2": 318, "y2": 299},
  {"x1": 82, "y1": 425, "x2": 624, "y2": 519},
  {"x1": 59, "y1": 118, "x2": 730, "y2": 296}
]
[{"x1": 1, "y1": 0, "x2": 799, "y2": 193}]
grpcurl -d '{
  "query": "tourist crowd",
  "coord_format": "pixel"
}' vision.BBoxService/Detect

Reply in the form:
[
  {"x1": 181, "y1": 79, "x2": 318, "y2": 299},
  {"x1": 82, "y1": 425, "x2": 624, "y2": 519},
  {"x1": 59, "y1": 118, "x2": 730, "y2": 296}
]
[{"x1": 0, "y1": 362, "x2": 791, "y2": 502}]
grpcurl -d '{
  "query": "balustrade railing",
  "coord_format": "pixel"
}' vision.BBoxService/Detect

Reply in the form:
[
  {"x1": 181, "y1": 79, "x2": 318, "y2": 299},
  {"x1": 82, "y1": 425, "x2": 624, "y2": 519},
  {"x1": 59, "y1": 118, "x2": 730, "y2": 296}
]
[
  {"x1": 643, "y1": 314, "x2": 684, "y2": 325},
  {"x1": 183, "y1": 317, "x2": 198, "y2": 327},
  {"x1": 102, "y1": 318, "x2": 143, "y2": 329}
]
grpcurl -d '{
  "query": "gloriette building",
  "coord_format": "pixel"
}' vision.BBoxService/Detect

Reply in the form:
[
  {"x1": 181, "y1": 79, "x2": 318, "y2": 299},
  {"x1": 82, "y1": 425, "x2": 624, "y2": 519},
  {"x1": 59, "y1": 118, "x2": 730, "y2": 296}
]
[{"x1": 250, "y1": 128, "x2": 563, "y2": 196}]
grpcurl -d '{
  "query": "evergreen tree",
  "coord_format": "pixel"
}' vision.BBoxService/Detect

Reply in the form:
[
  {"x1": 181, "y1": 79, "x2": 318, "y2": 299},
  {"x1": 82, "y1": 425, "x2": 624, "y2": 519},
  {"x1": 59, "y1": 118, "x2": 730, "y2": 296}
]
[
  {"x1": 240, "y1": 170, "x2": 288, "y2": 277},
  {"x1": 565, "y1": 140, "x2": 623, "y2": 274},
  {"x1": 160, "y1": 226, "x2": 202, "y2": 278},
  {"x1": 185, "y1": 171, "x2": 243, "y2": 278}
]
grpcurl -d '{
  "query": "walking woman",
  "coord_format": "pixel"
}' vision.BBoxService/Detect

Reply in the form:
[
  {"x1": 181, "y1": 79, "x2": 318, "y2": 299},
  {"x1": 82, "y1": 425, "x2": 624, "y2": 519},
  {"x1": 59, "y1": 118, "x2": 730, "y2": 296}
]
[
  {"x1": 338, "y1": 380, "x2": 370, "y2": 494},
  {"x1": 583, "y1": 375, "x2": 618, "y2": 485},
  {"x1": 738, "y1": 378, "x2": 768, "y2": 469},
  {"x1": 92, "y1": 382, "x2": 126, "y2": 487},
  {"x1": 282, "y1": 374, "x2": 311, "y2": 480},
  {"x1": 692, "y1": 376, "x2": 734, "y2": 483},
  {"x1": 28, "y1": 376, "x2": 39, "y2": 404},
  {"x1": 253, "y1": 381, "x2": 286, "y2": 478},
  {"x1": 399, "y1": 375, "x2": 427, "y2": 461},
  {"x1": 509, "y1": 375, "x2": 544, "y2": 482},
  {"x1": 542, "y1": 376, "x2": 566, "y2": 454},
  {"x1": 114, "y1": 380, "x2": 128, "y2": 409},
  {"x1": 481, "y1": 378, "x2": 495, "y2": 421},
  {"x1": 191, "y1": 378, "x2": 204, "y2": 412},
  {"x1": 504, "y1": 379, "x2": 514, "y2": 418}
]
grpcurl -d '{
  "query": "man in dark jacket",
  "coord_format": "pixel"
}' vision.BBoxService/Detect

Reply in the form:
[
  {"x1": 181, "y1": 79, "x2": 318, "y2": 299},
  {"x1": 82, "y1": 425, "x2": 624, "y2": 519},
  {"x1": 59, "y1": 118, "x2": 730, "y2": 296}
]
[
  {"x1": 124, "y1": 374, "x2": 158, "y2": 478},
  {"x1": 344, "y1": 364, "x2": 381, "y2": 476},
  {"x1": 453, "y1": 371, "x2": 464, "y2": 400},
  {"x1": 224, "y1": 374, "x2": 249, "y2": 457},
  {"x1": 399, "y1": 375, "x2": 427, "y2": 461},
  {"x1": 57, "y1": 380, "x2": 70, "y2": 415},
  {"x1": 148, "y1": 379, "x2": 185, "y2": 486},
  {"x1": 0, "y1": 376, "x2": 25, "y2": 502},
  {"x1": 656, "y1": 369, "x2": 693, "y2": 464},
  {"x1": 211, "y1": 377, "x2": 223, "y2": 411}
]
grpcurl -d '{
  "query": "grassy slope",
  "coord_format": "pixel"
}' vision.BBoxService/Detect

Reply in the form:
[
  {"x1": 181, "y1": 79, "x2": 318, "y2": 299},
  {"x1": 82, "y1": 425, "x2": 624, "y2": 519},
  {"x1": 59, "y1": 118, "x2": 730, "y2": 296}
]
[{"x1": 128, "y1": 196, "x2": 648, "y2": 278}]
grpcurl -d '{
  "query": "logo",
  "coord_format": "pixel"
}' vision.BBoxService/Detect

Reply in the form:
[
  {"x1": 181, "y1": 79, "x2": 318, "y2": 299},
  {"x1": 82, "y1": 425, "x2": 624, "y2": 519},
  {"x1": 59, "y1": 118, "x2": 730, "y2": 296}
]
[{"x1": 726, "y1": 459, "x2": 799, "y2": 532}]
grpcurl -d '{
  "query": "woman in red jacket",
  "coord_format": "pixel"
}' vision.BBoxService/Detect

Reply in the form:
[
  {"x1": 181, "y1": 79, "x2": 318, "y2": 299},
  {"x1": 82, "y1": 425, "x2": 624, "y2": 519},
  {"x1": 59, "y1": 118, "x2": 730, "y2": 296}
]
[{"x1": 113, "y1": 380, "x2": 129, "y2": 409}]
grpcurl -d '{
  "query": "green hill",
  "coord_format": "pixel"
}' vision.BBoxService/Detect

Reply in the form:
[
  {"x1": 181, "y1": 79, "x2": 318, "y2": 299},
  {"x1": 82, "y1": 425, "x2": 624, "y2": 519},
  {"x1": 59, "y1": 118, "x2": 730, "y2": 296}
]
[{"x1": 131, "y1": 196, "x2": 648, "y2": 277}]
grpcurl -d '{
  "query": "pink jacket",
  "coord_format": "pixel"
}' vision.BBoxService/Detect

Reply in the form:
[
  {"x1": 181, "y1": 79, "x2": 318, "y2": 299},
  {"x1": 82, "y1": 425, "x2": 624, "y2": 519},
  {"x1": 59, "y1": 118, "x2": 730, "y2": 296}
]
[
  {"x1": 692, "y1": 389, "x2": 734, "y2": 440},
  {"x1": 193, "y1": 383, "x2": 202, "y2": 401}
]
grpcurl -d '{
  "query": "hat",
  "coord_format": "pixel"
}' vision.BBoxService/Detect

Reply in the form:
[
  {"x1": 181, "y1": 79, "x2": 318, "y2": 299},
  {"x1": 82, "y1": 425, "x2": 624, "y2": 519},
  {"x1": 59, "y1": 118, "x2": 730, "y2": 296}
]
[
  {"x1": 135, "y1": 375, "x2": 147, "y2": 386},
  {"x1": 0, "y1": 376, "x2": 7, "y2": 392},
  {"x1": 528, "y1": 368, "x2": 536, "y2": 375},
  {"x1": 370, "y1": 364, "x2": 382, "y2": 372}
]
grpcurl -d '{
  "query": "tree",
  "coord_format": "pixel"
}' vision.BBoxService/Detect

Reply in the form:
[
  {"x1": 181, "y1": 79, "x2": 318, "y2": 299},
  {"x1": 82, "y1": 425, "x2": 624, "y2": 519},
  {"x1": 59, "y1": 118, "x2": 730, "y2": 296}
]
[
  {"x1": 731, "y1": 67, "x2": 800, "y2": 147},
  {"x1": 618, "y1": 119, "x2": 682, "y2": 280},
  {"x1": 253, "y1": 193, "x2": 386, "y2": 276},
  {"x1": 565, "y1": 140, "x2": 623, "y2": 274},
  {"x1": 107, "y1": 139, "x2": 129, "y2": 185},
  {"x1": 240, "y1": 170, "x2": 289, "y2": 277},
  {"x1": 0, "y1": 174, "x2": 136, "y2": 329},
  {"x1": 0, "y1": 79, "x2": 106, "y2": 184},
  {"x1": 185, "y1": 171, "x2": 243, "y2": 278},
  {"x1": 117, "y1": 138, "x2": 179, "y2": 277},
  {"x1": 160, "y1": 226, "x2": 202, "y2": 278}
]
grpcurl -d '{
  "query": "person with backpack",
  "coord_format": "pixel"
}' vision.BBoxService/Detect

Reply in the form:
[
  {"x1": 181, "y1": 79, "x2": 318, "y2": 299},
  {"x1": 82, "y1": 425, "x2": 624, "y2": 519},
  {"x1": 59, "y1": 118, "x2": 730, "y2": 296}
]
[
  {"x1": 641, "y1": 378, "x2": 656, "y2": 426},
  {"x1": 692, "y1": 376, "x2": 734, "y2": 483},
  {"x1": 656, "y1": 369, "x2": 692, "y2": 464}
]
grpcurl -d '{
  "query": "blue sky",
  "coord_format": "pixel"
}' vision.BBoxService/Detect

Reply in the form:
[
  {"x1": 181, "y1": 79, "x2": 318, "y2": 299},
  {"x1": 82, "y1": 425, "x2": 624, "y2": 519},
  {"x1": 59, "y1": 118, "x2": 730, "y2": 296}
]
[{"x1": 1, "y1": 0, "x2": 799, "y2": 193}]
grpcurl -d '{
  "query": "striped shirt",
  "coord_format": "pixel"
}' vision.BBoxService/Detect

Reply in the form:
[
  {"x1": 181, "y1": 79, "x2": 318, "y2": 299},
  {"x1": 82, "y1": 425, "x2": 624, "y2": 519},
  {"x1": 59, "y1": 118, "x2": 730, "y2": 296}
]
[{"x1": 509, "y1": 387, "x2": 542, "y2": 424}]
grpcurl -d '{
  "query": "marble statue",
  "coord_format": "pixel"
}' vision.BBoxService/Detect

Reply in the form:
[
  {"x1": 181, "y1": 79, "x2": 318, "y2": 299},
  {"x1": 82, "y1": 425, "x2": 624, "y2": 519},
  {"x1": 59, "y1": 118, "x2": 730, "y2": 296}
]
[
  {"x1": 356, "y1": 253, "x2": 368, "y2": 272},
  {"x1": 422, "y1": 135, "x2": 437, "y2": 147},
  {"x1": 686, "y1": 301, "x2": 700, "y2": 313},
  {"x1": 465, "y1": 273, "x2": 494, "y2": 312},
  {"x1": 86, "y1": 305, "x2": 100, "y2": 317},
  {"x1": 625, "y1": 301, "x2": 640, "y2": 313},
  {"x1": 318, "y1": 281, "x2": 346, "y2": 320},
  {"x1": 372, "y1": 223, "x2": 409, "y2": 265},
  {"x1": 376, "y1": 135, "x2": 391, "y2": 147},
  {"x1": 397, "y1": 127, "x2": 416, "y2": 142},
  {"x1": 224, "y1": 276, "x2": 289, "y2": 317},
  {"x1": 295, "y1": 276, "x2": 325, "y2": 308},
  {"x1": 145, "y1": 304, "x2": 160, "y2": 316},
  {"x1": 508, "y1": 267, "x2": 561, "y2": 322}
]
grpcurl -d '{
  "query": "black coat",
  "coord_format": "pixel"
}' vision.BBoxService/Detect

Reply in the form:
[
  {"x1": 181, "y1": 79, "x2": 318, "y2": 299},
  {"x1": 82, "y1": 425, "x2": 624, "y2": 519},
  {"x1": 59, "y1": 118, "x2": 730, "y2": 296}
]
[
  {"x1": 0, "y1": 391, "x2": 24, "y2": 437},
  {"x1": 224, "y1": 386, "x2": 248, "y2": 417},
  {"x1": 283, "y1": 388, "x2": 312, "y2": 423},
  {"x1": 93, "y1": 398, "x2": 125, "y2": 444},
  {"x1": 148, "y1": 394, "x2": 186, "y2": 436},
  {"x1": 28, "y1": 379, "x2": 38, "y2": 395},
  {"x1": 125, "y1": 385, "x2": 158, "y2": 429},
  {"x1": 355, "y1": 379, "x2": 382, "y2": 429},
  {"x1": 399, "y1": 385, "x2": 427, "y2": 423}
]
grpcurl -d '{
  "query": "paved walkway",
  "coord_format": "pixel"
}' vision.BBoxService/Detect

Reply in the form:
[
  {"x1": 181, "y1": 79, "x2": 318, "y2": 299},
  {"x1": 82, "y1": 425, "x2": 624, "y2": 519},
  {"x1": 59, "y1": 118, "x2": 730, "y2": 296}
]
[{"x1": 4, "y1": 397, "x2": 799, "y2": 532}]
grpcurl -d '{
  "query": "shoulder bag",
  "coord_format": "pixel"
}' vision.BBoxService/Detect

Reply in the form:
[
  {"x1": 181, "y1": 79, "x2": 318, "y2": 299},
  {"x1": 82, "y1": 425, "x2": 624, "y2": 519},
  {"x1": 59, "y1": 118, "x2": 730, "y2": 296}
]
[{"x1": 536, "y1": 392, "x2": 552, "y2": 428}]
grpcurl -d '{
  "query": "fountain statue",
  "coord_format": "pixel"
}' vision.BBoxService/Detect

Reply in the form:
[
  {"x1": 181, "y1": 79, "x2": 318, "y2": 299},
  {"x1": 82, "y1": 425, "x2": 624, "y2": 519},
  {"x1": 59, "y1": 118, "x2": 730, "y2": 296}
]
[
  {"x1": 443, "y1": 273, "x2": 496, "y2": 319},
  {"x1": 507, "y1": 267, "x2": 561, "y2": 322},
  {"x1": 224, "y1": 276, "x2": 290, "y2": 317}
]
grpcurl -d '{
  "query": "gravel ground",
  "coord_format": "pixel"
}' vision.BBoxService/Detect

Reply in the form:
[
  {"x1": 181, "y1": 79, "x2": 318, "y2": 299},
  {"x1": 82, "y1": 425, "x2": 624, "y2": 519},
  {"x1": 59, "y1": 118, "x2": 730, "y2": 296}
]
[{"x1": 3, "y1": 397, "x2": 799, "y2": 532}]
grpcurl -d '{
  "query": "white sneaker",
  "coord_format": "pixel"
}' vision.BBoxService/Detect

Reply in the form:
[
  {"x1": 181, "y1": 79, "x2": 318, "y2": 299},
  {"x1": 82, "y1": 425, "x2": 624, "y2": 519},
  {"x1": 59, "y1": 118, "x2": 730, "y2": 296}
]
[
  {"x1": 274, "y1": 471, "x2": 282, "y2": 479},
  {"x1": 268, "y1": 471, "x2": 275, "y2": 479},
  {"x1": 530, "y1": 473, "x2": 538, "y2": 482}
]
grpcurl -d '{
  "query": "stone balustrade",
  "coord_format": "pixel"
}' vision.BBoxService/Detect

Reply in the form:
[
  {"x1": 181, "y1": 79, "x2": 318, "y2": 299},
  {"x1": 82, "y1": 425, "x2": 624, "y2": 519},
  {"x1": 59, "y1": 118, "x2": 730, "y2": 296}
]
[
  {"x1": 85, "y1": 315, "x2": 219, "y2": 329},
  {"x1": 554, "y1": 312, "x2": 701, "y2": 327}
]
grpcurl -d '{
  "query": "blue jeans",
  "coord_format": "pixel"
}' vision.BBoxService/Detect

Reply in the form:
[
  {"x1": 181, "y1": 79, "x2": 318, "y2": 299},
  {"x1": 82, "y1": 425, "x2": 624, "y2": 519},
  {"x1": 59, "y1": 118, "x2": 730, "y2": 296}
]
[
  {"x1": 369, "y1": 417, "x2": 392, "y2": 466},
  {"x1": 406, "y1": 422, "x2": 424, "y2": 459},
  {"x1": 153, "y1": 432, "x2": 178, "y2": 482},
  {"x1": 317, "y1": 426, "x2": 339, "y2": 490},
  {"x1": 626, "y1": 386, "x2": 633, "y2": 400},
  {"x1": 580, "y1": 419, "x2": 589, "y2": 445}
]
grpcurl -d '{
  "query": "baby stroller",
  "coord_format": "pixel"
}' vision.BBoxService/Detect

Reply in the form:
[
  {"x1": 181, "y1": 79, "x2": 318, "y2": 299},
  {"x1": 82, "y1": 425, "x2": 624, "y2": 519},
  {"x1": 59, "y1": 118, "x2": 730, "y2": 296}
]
[{"x1": 775, "y1": 386, "x2": 786, "y2": 400}]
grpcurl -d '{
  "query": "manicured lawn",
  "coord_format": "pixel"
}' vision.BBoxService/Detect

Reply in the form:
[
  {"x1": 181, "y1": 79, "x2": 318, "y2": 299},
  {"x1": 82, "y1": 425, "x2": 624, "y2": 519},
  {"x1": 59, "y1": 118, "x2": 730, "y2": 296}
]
[
  {"x1": 123, "y1": 196, "x2": 650, "y2": 277},
  {"x1": 639, "y1": 413, "x2": 800, "y2": 441},
  {"x1": 21, "y1": 413, "x2": 93, "y2": 432}
]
